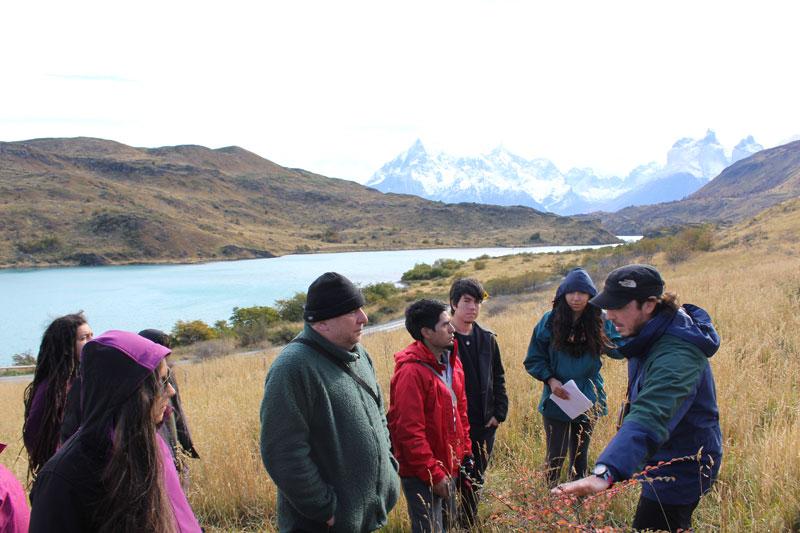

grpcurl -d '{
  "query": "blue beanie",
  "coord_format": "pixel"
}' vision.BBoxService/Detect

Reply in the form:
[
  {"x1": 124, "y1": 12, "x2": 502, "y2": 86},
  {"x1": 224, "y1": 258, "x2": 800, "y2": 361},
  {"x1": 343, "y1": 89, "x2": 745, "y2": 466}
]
[{"x1": 555, "y1": 268, "x2": 597, "y2": 300}]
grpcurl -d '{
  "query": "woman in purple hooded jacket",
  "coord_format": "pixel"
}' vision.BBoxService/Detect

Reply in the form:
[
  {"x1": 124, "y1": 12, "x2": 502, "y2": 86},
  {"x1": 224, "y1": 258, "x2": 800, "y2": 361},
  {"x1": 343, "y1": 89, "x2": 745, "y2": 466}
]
[{"x1": 29, "y1": 330, "x2": 202, "y2": 532}]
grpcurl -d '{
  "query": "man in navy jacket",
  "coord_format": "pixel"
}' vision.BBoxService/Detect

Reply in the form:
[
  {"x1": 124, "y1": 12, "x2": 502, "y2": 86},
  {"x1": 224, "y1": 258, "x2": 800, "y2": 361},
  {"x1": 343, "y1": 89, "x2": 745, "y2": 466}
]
[{"x1": 555, "y1": 264, "x2": 722, "y2": 532}]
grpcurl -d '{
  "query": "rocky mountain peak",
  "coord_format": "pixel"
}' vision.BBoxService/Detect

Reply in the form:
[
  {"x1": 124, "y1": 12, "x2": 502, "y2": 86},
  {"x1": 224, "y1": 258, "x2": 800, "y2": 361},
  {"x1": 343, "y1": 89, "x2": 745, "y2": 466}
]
[{"x1": 366, "y1": 131, "x2": 775, "y2": 215}]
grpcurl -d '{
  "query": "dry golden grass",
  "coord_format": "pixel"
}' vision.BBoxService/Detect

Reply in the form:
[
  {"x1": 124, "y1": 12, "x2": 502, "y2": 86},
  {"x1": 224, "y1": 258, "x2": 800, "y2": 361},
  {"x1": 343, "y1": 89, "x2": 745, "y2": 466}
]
[{"x1": 2, "y1": 200, "x2": 800, "y2": 531}]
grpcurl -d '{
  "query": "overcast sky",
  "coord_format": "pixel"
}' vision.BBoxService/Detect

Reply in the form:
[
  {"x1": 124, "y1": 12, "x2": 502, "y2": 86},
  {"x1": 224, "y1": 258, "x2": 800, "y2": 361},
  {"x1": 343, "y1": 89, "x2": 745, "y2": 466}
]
[{"x1": 2, "y1": 0, "x2": 798, "y2": 182}]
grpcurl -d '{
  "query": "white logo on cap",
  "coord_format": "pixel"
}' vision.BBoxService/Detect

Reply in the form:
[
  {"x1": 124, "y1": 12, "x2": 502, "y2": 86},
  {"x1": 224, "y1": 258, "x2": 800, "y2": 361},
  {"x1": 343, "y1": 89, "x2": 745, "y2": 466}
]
[{"x1": 618, "y1": 279, "x2": 637, "y2": 288}]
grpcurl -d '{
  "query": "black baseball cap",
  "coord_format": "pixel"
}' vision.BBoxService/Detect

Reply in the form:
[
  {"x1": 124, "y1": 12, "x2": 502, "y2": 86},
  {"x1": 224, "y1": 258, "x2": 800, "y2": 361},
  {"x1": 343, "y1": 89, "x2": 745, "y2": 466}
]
[{"x1": 589, "y1": 264, "x2": 665, "y2": 310}]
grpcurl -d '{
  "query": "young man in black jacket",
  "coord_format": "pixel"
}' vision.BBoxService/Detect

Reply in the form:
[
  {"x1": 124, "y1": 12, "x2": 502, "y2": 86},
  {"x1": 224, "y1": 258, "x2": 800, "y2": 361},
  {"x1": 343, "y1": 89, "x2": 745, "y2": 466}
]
[{"x1": 449, "y1": 278, "x2": 509, "y2": 527}]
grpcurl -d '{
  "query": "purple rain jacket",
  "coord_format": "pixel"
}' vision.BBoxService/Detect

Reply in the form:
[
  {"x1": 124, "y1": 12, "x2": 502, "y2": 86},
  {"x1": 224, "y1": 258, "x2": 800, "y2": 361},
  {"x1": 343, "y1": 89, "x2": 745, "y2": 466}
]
[{"x1": 29, "y1": 330, "x2": 202, "y2": 532}]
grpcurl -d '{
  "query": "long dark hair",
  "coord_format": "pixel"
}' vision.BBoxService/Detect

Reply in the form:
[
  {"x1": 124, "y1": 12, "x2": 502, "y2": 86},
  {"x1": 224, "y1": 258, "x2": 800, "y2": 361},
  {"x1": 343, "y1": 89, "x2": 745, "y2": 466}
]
[
  {"x1": 23, "y1": 312, "x2": 87, "y2": 477},
  {"x1": 97, "y1": 368, "x2": 175, "y2": 532},
  {"x1": 550, "y1": 296, "x2": 612, "y2": 357}
]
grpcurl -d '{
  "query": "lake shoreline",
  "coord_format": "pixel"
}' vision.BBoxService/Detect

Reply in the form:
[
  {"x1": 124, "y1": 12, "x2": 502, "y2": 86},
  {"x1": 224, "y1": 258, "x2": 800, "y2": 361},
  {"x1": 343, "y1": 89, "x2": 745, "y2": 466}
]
[
  {"x1": 0, "y1": 239, "x2": 640, "y2": 363},
  {"x1": 0, "y1": 238, "x2": 625, "y2": 272}
]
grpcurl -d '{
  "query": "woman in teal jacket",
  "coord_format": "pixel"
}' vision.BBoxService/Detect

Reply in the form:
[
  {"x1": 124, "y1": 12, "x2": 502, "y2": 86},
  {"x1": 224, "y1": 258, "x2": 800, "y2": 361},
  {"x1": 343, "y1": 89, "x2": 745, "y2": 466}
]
[{"x1": 524, "y1": 268, "x2": 622, "y2": 486}]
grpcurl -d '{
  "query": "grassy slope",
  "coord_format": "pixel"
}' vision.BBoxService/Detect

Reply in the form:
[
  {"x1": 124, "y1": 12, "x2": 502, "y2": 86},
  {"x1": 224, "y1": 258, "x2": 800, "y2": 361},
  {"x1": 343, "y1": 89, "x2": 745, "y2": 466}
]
[
  {"x1": 0, "y1": 137, "x2": 617, "y2": 268},
  {"x1": 2, "y1": 199, "x2": 798, "y2": 531}
]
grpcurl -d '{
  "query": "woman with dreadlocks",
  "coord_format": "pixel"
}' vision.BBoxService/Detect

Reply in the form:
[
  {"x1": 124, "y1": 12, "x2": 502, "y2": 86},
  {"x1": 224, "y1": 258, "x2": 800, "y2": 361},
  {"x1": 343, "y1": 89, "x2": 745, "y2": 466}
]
[
  {"x1": 29, "y1": 330, "x2": 201, "y2": 532},
  {"x1": 23, "y1": 313, "x2": 93, "y2": 478},
  {"x1": 524, "y1": 268, "x2": 623, "y2": 487}
]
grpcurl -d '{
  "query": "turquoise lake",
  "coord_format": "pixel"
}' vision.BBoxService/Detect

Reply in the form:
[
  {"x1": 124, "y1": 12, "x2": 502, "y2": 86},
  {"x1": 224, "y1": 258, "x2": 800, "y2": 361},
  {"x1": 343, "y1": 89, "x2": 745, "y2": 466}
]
[{"x1": 1, "y1": 239, "x2": 639, "y2": 365}]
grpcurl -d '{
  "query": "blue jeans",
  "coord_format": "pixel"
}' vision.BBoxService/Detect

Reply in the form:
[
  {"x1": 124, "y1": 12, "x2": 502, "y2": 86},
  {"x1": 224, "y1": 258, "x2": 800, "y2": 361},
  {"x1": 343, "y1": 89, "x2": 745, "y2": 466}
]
[{"x1": 401, "y1": 476, "x2": 456, "y2": 533}]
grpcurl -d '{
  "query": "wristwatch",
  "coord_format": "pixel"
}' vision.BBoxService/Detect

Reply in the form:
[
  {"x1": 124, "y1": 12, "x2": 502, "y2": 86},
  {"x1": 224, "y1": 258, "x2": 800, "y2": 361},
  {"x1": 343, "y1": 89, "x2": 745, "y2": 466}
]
[{"x1": 592, "y1": 464, "x2": 614, "y2": 488}]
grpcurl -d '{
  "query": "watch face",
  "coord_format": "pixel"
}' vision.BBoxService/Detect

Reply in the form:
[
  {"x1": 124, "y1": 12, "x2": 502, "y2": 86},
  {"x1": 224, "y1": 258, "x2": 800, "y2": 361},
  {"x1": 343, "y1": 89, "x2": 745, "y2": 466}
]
[{"x1": 592, "y1": 464, "x2": 608, "y2": 477}]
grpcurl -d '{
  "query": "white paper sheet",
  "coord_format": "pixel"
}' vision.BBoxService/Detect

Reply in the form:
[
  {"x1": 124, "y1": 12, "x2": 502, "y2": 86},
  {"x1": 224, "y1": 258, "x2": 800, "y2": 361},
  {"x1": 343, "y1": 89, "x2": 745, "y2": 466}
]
[{"x1": 549, "y1": 379, "x2": 593, "y2": 419}]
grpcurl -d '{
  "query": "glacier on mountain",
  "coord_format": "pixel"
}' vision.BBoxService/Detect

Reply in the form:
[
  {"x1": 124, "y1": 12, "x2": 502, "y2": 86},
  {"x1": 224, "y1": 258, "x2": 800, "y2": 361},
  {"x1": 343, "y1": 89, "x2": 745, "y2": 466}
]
[{"x1": 365, "y1": 130, "x2": 765, "y2": 215}]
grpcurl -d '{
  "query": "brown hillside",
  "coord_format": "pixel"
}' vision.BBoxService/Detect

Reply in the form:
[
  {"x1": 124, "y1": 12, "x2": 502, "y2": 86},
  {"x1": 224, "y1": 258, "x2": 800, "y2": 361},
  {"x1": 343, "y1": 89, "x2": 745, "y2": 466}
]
[
  {"x1": 588, "y1": 140, "x2": 800, "y2": 234},
  {"x1": 0, "y1": 137, "x2": 618, "y2": 267}
]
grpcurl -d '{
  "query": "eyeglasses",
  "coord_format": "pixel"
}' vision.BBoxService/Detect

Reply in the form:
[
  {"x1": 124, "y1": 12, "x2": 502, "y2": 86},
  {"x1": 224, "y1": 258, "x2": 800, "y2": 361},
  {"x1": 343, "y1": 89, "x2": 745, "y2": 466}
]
[{"x1": 159, "y1": 367, "x2": 172, "y2": 392}]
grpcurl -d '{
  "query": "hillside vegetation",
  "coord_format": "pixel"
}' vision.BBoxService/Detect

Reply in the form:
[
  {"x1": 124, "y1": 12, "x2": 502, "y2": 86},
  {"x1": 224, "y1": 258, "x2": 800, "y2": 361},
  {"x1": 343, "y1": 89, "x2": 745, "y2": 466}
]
[
  {"x1": 588, "y1": 139, "x2": 800, "y2": 234},
  {"x1": 0, "y1": 137, "x2": 617, "y2": 268},
  {"x1": 2, "y1": 199, "x2": 799, "y2": 530}
]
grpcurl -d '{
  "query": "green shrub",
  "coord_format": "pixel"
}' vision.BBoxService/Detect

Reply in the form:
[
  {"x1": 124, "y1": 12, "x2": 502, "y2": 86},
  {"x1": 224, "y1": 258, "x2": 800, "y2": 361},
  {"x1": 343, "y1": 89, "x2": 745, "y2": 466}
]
[
  {"x1": 212, "y1": 319, "x2": 234, "y2": 337},
  {"x1": 267, "y1": 324, "x2": 302, "y2": 345},
  {"x1": 401, "y1": 259, "x2": 465, "y2": 281},
  {"x1": 679, "y1": 224, "x2": 715, "y2": 251},
  {"x1": 362, "y1": 282, "x2": 400, "y2": 304},
  {"x1": 662, "y1": 225, "x2": 715, "y2": 264},
  {"x1": 16, "y1": 236, "x2": 62, "y2": 254},
  {"x1": 484, "y1": 270, "x2": 548, "y2": 296},
  {"x1": 473, "y1": 260, "x2": 487, "y2": 270},
  {"x1": 664, "y1": 237, "x2": 691, "y2": 264},
  {"x1": 275, "y1": 292, "x2": 306, "y2": 322},
  {"x1": 230, "y1": 306, "x2": 281, "y2": 346},
  {"x1": 321, "y1": 229, "x2": 342, "y2": 243},
  {"x1": 632, "y1": 238, "x2": 660, "y2": 261},
  {"x1": 172, "y1": 320, "x2": 218, "y2": 346}
]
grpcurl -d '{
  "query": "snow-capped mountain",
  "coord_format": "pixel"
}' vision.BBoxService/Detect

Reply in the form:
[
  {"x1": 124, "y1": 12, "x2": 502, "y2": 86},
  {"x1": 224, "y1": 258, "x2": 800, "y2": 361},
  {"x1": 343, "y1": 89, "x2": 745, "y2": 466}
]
[
  {"x1": 732, "y1": 135, "x2": 762, "y2": 162},
  {"x1": 365, "y1": 130, "x2": 765, "y2": 215}
]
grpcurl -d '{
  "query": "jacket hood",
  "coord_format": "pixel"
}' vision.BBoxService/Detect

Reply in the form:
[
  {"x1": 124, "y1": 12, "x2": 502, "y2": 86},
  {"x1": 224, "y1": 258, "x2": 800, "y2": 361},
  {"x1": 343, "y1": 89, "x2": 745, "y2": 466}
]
[
  {"x1": 619, "y1": 303, "x2": 720, "y2": 360},
  {"x1": 556, "y1": 268, "x2": 597, "y2": 301},
  {"x1": 665, "y1": 303, "x2": 720, "y2": 358},
  {"x1": 394, "y1": 339, "x2": 458, "y2": 370},
  {"x1": 80, "y1": 330, "x2": 170, "y2": 438}
]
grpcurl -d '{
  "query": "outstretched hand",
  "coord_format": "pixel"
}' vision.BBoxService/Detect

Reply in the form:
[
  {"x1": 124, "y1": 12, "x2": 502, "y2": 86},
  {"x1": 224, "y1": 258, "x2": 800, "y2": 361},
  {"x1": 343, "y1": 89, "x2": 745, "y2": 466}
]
[{"x1": 551, "y1": 475, "x2": 610, "y2": 497}]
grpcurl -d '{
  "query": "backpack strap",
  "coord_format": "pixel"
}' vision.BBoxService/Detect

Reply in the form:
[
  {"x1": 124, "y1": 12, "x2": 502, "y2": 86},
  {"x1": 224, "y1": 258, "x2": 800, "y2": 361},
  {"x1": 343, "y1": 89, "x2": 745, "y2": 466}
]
[{"x1": 291, "y1": 337, "x2": 381, "y2": 409}]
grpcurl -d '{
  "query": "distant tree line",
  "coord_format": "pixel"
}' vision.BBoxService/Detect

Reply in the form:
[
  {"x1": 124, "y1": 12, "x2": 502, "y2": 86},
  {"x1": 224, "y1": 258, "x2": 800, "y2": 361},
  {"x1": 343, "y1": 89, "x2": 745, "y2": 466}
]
[{"x1": 170, "y1": 282, "x2": 408, "y2": 352}]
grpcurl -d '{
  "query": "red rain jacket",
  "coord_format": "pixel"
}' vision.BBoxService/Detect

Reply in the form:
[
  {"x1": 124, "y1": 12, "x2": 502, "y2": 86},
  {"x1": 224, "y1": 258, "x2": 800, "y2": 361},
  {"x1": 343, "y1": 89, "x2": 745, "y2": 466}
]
[{"x1": 388, "y1": 340, "x2": 472, "y2": 485}]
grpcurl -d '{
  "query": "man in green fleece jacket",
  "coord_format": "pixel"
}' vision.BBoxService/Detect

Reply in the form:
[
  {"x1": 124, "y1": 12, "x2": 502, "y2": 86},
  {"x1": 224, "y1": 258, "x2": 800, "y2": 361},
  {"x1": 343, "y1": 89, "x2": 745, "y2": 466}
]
[{"x1": 260, "y1": 272, "x2": 400, "y2": 532}]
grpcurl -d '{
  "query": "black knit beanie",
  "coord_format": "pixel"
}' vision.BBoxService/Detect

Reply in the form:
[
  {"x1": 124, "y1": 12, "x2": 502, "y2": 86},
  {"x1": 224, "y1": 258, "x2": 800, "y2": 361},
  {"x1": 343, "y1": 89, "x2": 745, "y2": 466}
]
[
  {"x1": 138, "y1": 328, "x2": 172, "y2": 349},
  {"x1": 303, "y1": 272, "x2": 366, "y2": 322}
]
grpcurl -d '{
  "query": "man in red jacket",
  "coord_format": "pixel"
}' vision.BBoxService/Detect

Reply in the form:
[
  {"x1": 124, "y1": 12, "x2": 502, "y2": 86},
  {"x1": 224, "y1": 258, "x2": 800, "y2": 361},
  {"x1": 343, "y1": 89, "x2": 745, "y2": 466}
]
[{"x1": 388, "y1": 299, "x2": 473, "y2": 533}]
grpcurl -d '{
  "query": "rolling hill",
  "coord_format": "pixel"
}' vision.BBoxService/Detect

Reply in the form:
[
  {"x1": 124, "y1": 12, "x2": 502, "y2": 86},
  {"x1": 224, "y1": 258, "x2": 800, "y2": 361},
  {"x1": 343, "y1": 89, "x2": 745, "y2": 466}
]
[
  {"x1": 0, "y1": 137, "x2": 619, "y2": 267},
  {"x1": 586, "y1": 140, "x2": 800, "y2": 234}
]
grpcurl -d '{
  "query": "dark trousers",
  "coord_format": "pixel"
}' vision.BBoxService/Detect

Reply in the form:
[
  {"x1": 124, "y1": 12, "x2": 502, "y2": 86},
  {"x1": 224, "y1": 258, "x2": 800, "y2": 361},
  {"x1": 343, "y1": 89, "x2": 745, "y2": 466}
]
[
  {"x1": 632, "y1": 496, "x2": 699, "y2": 532},
  {"x1": 457, "y1": 425, "x2": 496, "y2": 528},
  {"x1": 402, "y1": 476, "x2": 456, "y2": 533},
  {"x1": 542, "y1": 415, "x2": 594, "y2": 487}
]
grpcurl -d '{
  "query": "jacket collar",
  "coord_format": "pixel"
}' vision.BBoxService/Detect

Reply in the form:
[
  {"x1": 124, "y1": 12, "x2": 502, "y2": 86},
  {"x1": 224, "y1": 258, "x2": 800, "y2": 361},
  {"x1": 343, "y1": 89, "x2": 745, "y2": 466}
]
[
  {"x1": 302, "y1": 323, "x2": 360, "y2": 362},
  {"x1": 398, "y1": 339, "x2": 458, "y2": 371}
]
